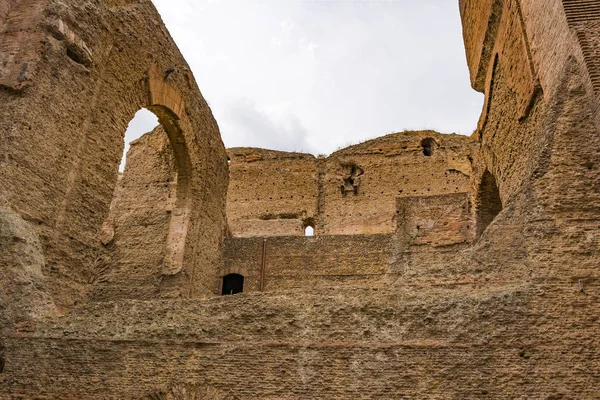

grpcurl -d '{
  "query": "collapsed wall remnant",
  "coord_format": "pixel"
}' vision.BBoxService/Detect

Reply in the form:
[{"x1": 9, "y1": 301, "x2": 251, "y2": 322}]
[
  {"x1": 228, "y1": 131, "x2": 474, "y2": 237},
  {"x1": 0, "y1": 0, "x2": 599, "y2": 398}
]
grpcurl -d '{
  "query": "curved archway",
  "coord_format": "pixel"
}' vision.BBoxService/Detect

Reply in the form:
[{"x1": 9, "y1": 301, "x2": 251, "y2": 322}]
[
  {"x1": 475, "y1": 170, "x2": 502, "y2": 237},
  {"x1": 98, "y1": 65, "x2": 198, "y2": 300},
  {"x1": 144, "y1": 105, "x2": 193, "y2": 275},
  {"x1": 303, "y1": 218, "x2": 315, "y2": 236},
  {"x1": 134, "y1": 65, "x2": 196, "y2": 276}
]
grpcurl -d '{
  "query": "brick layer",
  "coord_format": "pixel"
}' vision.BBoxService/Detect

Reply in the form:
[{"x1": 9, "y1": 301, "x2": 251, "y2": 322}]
[
  {"x1": 563, "y1": 0, "x2": 600, "y2": 23},
  {"x1": 1, "y1": 283, "x2": 598, "y2": 399},
  {"x1": 563, "y1": 0, "x2": 600, "y2": 92}
]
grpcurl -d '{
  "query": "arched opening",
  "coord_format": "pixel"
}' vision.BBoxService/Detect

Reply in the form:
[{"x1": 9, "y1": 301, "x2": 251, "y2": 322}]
[
  {"x1": 222, "y1": 274, "x2": 244, "y2": 295},
  {"x1": 303, "y1": 218, "x2": 315, "y2": 236},
  {"x1": 421, "y1": 138, "x2": 436, "y2": 156},
  {"x1": 476, "y1": 170, "x2": 502, "y2": 237},
  {"x1": 100, "y1": 99, "x2": 195, "y2": 296},
  {"x1": 120, "y1": 109, "x2": 159, "y2": 171}
]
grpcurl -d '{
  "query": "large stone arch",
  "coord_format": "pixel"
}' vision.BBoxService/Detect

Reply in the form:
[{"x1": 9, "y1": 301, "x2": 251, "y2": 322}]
[
  {"x1": 143, "y1": 65, "x2": 193, "y2": 276},
  {"x1": 92, "y1": 65, "x2": 198, "y2": 300},
  {"x1": 0, "y1": 0, "x2": 229, "y2": 308}
]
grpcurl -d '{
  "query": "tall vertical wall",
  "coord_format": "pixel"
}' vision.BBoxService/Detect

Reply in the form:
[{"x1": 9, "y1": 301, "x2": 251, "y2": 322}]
[
  {"x1": 0, "y1": 0, "x2": 229, "y2": 310},
  {"x1": 124, "y1": 130, "x2": 475, "y2": 293},
  {"x1": 460, "y1": 0, "x2": 600, "y2": 277},
  {"x1": 93, "y1": 126, "x2": 182, "y2": 300}
]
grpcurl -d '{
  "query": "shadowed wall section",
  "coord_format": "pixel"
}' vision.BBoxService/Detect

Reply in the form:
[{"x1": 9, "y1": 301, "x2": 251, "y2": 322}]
[{"x1": 475, "y1": 171, "x2": 502, "y2": 237}]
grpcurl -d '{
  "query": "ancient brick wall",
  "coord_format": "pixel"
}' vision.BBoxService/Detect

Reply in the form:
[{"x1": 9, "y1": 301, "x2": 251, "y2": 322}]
[
  {"x1": 0, "y1": 0, "x2": 17, "y2": 27},
  {"x1": 1, "y1": 0, "x2": 599, "y2": 398},
  {"x1": 1, "y1": 281, "x2": 599, "y2": 399},
  {"x1": 396, "y1": 193, "x2": 473, "y2": 247},
  {"x1": 223, "y1": 234, "x2": 395, "y2": 293},
  {"x1": 92, "y1": 126, "x2": 180, "y2": 300},
  {"x1": 0, "y1": 0, "x2": 229, "y2": 309},
  {"x1": 0, "y1": 0, "x2": 49, "y2": 89},
  {"x1": 227, "y1": 148, "x2": 318, "y2": 237},
  {"x1": 222, "y1": 193, "x2": 472, "y2": 294},
  {"x1": 461, "y1": 0, "x2": 600, "y2": 274},
  {"x1": 112, "y1": 128, "x2": 475, "y2": 294},
  {"x1": 228, "y1": 131, "x2": 474, "y2": 237},
  {"x1": 320, "y1": 132, "x2": 473, "y2": 235}
]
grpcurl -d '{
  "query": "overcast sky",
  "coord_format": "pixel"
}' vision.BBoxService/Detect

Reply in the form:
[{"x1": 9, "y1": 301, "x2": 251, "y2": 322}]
[{"x1": 123, "y1": 0, "x2": 483, "y2": 168}]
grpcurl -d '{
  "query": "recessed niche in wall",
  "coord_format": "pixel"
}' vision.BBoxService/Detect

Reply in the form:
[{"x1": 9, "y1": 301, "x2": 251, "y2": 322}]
[
  {"x1": 421, "y1": 138, "x2": 437, "y2": 156},
  {"x1": 222, "y1": 274, "x2": 244, "y2": 295},
  {"x1": 303, "y1": 218, "x2": 315, "y2": 236},
  {"x1": 476, "y1": 170, "x2": 502, "y2": 237}
]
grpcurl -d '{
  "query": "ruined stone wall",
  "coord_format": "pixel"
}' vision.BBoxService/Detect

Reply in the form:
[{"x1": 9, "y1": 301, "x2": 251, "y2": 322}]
[
  {"x1": 460, "y1": 0, "x2": 600, "y2": 273},
  {"x1": 0, "y1": 0, "x2": 229, "y2": 309},
  {"x1": 228, "y1": 131, "x2": 474, "y2": 237},
  {"x1": 93, "y1": 126, "x2": 180, "y2": 300},
  {"x1": 0, "y1": 0, "x2": 48, "y2": 89},
  {"x1": 2, "y1": 281, "x2": 599, "y2": 399},
  {"x1": 0, "y1": 0, "x2": 18, "y2": 27},
  {"x1": 227, "y1": 148, "x2": 318, "y2": 237},
  {"x1": 1, "y1": 0, "x2": 599, "y2": 398},
  {"x1": 223, "y1": 234, "x2": 394, "y2": 293},
  {"x1": 120, "y1": 130, "x2": 474, "y2": 293},
  {"x1": 320, "y1": 131, "x2": 473, "y2": 235},
  {"x1": 222, "y1": 192, "x2": 472, "y2": 293},
  {"x1": 396, "y1": 193, "x2": 473, "y2": 247}
]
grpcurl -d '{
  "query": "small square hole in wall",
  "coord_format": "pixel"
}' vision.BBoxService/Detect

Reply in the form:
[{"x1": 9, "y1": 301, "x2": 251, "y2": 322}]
[{"x1": 222, "y1": 274, "x2": 244, "y2": 295}]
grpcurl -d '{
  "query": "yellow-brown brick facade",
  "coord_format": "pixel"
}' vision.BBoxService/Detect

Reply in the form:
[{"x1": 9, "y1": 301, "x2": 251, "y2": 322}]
[{"x1": 0, "y1": 0, "x2": 599, "y2": 398}]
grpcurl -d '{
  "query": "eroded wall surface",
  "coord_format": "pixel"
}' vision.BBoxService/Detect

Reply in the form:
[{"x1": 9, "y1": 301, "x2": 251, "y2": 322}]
[
  {"x1": 2, "y1": 281, "x2": 599, "y2": 399},
  {"x1": 227, "y1": 148, "x2": 318, "y2": 237},
  {"x1": 93, "y1": 126, "x2": 182, "y2": 300},
  {"x1": 460, "y1": 0, "x2": 600, "y2": 273},
  {"x1": 0, "y1": 0, "x2": 229, "y2": 308},
  {"x1": 321, "y1": 131, "x2": 473, "y2": 235},
  {"x1": 119, "y1": 130, "x2": 474, "y2": 293},
  {"x1": 1, "y1": 0, "x2": 599, "y2": 398},
  {"x1": 222, "y1": 192, "x2": 472, "y2": 293},
  {"x1": 228, "y1": 131, "x2": 475, "y2": 237}
]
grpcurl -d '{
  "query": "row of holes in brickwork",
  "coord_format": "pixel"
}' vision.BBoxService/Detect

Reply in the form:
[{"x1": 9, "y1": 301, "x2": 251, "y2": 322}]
[
  {"x1": 232, "y1": 186, "x2": 464, "y2": 202},
  {"x1": 230, "y1": 175, "x2": 464, "y2": 190}
]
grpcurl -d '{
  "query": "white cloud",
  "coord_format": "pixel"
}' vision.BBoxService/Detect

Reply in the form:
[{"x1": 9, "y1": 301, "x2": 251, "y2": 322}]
[
  {"x1": 222, "y1": 97, "x2": 316, "y2": 154},
  {"x1": 139, "y1": 0, "x2": 484, "y2": 156}
]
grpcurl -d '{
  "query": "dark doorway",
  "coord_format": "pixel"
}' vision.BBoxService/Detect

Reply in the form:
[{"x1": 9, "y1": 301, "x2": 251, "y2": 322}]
[
  {"x1": 476, "y1": 170, "x2": 502, "y2": 237},
  {"x1": 222, "y1": 274, "x2": 244, "y2": 295}
]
